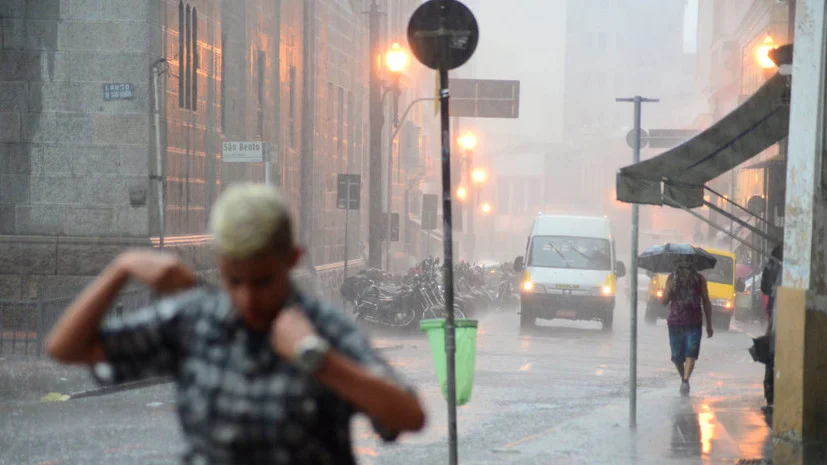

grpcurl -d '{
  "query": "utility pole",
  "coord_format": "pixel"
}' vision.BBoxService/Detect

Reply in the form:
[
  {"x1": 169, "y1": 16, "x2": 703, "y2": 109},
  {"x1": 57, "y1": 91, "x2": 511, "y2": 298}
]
[
  {"x1": 616, "y1": 95, "x2": 658, "y2": 429},
  {"x1": 368, "y1": 0, "x2": 384, "y2": 269},
  {"x1": 468, "y1": 155, "x2": 476, "y2": 260},
  {"x1": 300, "y1": 0, "x2": 317, "y2": 248},
  {"x1": 386, "y1": 81, "x2": 401, "y2": 271}
]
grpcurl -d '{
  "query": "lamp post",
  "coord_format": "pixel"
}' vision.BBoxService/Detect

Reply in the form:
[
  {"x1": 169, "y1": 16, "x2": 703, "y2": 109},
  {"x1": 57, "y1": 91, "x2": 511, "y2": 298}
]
[
  {"x1": 756, "y1": 35, "x2": 779, "y2": 70},
  {"x1": 480, "y1": 202, "x2": 493, "y2": 257},
  {"x1": 458, "y1": 132, "x2": 478, "y2": 259},
  {"x1": 384, "y1": 42, "x2": 408, "y2": 271}
]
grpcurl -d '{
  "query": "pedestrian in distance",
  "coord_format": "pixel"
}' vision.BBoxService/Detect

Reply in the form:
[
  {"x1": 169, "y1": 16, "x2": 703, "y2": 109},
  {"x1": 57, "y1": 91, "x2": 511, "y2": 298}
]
[
  {"x1": 660, "y1": 256, "x2": 714, "y2": 396},
  {"x1": 46, "y1": 182, "x2": 426, "y2": 465}
]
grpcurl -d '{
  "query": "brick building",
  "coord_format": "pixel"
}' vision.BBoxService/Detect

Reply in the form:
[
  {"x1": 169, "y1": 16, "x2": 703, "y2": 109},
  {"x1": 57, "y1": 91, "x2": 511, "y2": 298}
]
[{"x1": 0, "y1": 0, "x2": 432, "y2": 301}]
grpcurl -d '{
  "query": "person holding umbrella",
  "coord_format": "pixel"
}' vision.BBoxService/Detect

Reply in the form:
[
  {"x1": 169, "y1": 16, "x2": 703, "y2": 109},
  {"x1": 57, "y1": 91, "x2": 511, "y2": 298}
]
[
  {"x1": 640, "y1": 244, "x2": 716, "y2": 396},
  {"x1": 660, "y1": 255, "x2": 714, "y2": 395}
]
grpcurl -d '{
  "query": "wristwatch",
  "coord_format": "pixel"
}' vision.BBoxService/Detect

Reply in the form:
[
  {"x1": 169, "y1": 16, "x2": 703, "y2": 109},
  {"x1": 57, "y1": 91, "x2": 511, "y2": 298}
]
[{"x1": 292, "y1": 335, "x2": 331, "y2": 374}]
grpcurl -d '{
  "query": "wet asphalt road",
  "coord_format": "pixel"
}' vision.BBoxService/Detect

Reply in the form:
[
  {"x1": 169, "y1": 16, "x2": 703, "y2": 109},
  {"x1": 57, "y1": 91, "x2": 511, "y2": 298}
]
[{"x1": 0, "y1": 300, "x2": 769, "y2": 465}]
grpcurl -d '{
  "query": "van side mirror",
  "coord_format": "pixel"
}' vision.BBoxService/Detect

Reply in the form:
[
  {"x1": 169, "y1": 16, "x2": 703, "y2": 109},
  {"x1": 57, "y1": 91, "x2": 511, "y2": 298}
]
[
  {"x1": 736, "y1": 278, "x2": 746, "y2": 293},
  {"x1": 513, "y1": 256, "x2": 524, "y2": 272},
  {"x1": 615, "y1": 261, "x2": 627, "y2": 278}
]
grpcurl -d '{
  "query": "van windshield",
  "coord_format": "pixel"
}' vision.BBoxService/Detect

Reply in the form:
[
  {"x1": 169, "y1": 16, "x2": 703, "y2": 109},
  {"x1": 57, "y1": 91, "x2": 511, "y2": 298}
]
[
  {"x1": 700, "y1": 254, "x2": 734, "y2": 285},
  {"x1": 527, "y1": 236, "x2": 611, "y2": 271}
]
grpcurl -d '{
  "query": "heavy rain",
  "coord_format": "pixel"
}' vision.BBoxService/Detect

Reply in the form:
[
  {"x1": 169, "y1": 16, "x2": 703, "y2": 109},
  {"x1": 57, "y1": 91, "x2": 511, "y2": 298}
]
[{"x1": 1, "y1": 0, "x2": 823, "y2": 464}]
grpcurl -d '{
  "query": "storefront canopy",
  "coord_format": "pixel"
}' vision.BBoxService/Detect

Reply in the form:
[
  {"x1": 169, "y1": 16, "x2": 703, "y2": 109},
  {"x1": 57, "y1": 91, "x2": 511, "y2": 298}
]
[{"x1": 616, "y1": 72, "x2": 790, "y2": 209}]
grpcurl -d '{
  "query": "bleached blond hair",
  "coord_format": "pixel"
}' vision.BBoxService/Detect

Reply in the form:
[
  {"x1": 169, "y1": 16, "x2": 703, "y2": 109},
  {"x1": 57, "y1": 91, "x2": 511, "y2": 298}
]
[{"x1": 209, "y1": 183, "x2": 294, "y2": 259}]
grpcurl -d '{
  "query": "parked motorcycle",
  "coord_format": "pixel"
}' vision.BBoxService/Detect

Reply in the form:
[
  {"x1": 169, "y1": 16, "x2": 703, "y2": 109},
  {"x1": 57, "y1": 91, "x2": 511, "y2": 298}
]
[{"x1": 340, "y1": 257, "x2": 474, "y2": 330}]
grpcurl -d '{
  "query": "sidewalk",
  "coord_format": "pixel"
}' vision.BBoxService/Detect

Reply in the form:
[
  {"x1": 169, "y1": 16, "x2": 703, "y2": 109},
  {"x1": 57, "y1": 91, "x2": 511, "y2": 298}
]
[
  {"x1": 0, "y1": 356, "x2": 98, "y2": 404},
  {"x1": 505, "y1": 362, "x2": 773, "y2": 465}
]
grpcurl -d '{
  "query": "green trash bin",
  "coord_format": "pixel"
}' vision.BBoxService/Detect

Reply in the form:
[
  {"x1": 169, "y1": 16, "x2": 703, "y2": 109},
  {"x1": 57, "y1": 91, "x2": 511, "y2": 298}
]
[{"x1": 419, "y1": 318, "x2": 478, "y2": 406}]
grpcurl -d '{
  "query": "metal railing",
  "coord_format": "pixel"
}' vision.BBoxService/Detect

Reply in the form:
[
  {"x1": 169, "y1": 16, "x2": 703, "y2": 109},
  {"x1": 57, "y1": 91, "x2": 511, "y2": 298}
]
[{"x1": 0, "y1": 290, "x2": 151, "y2": 358}]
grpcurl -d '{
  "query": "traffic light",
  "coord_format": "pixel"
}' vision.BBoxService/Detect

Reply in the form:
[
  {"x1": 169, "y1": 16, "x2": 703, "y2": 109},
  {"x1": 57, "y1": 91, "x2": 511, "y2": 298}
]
[
  {"x1": 453, "y1": 202, "x2": 463, "y2": 232},
  {"x1": 422, "y1": 194, "x2": 438, "y2": 230}
]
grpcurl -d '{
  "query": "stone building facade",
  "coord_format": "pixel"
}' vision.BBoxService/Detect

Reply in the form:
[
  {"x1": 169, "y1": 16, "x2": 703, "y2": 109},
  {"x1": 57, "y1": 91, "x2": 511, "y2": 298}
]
[{"x1": 0, "y1": 0, "x2": 432, "y2": 301}]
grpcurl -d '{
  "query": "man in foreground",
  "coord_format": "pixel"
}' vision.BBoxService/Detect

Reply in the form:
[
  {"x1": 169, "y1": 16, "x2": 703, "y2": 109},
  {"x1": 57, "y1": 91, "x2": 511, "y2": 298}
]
[{"x1": 46, "y1": 183, "x2": 425, "y2": 464}]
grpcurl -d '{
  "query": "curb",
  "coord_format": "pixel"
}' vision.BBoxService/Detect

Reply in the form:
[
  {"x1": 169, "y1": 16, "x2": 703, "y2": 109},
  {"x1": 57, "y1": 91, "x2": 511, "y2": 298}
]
[
  {"x1": 68, "y1": 376, "x2": 173, "y2": 400},
  {"x1": 374, "y1": 344, "x2": 405, "y2": 352}
]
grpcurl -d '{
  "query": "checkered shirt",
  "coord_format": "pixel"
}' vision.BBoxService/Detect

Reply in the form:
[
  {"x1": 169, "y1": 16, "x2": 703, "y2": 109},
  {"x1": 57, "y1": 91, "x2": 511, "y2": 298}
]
[{"x1": 92, "y1": 285, "x2": 412, "y2": 465}]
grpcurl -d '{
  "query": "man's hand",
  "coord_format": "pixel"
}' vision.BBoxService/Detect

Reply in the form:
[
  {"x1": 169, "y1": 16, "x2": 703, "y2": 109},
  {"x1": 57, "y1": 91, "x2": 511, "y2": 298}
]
[
  {"x1": 270, "y1": 306, "x2": 318, "y2": 361},
  {"x1": 115, "y1": 250, "x2": 198, "y2": 295},
  {"x1": 707, "y1": 325, "x2": 714, "y2": 339}
]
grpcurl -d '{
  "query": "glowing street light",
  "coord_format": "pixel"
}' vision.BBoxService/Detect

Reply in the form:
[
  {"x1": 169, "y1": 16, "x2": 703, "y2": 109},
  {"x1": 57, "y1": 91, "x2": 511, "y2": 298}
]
[
  {"x1": 471, "y1": 168, "x2": 487, "y2": 184},
  {"x1": 756, "y1": 35, "x2": 778, "y2": 69},
  {"x1": 385, "y1": 42, "x2": 408, "y2": 74},
  {"x1": 481, "y1": 202, "x2": 492, "y2": 214},
  {"x1": 458, "y1": 132, "x2": 478, "y2": 151},
  {"x1": 456, "y1": 186, "x2": 468, "y2": 201}
]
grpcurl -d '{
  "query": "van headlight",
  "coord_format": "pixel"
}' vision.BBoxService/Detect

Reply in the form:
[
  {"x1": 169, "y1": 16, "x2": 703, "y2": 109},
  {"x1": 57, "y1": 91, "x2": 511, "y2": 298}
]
[
  {"x1": 712, "y1": 298, "x2": 734, "y2": 309},
  {"x1": 521, "y1": 281, "x2": 546, "y2": 293},
  {"x1": 589, "y1": 286, "x2": 613, "y2": 296}
]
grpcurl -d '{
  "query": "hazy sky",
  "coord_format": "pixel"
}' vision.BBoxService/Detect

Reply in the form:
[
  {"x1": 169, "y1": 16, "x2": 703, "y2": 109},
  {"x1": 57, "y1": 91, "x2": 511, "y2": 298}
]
[
  {"x1": 454, "y1": 0, "x2": 569, "y2": 154},
  {"x1": 684, "y1": 0, "x2": 699, "y2": 52},
  {"x1": 447, "y1": 0, "x2": 698, "y2": 156}
]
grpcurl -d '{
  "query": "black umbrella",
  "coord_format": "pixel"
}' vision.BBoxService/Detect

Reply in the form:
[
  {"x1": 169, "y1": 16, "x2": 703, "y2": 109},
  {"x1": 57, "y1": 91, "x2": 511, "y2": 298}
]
[{"x1": 638, "y1": 243, "x2": 717, "y2": 274}]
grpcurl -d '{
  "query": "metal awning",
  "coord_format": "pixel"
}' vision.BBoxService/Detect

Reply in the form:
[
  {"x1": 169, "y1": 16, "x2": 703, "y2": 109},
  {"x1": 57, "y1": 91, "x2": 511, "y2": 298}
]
[{"x1": 616, "y1": 72, "x2": 790, "y2": 209}]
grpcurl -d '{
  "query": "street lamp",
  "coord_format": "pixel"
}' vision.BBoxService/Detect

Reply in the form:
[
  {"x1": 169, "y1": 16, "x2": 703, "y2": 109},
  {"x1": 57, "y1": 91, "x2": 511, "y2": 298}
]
[
  {"x1": 385, "y1": 43, "x2": 408, "y2": 75},
  {"x1": 458, "y1": 131, "x2": 478, "y2": 152},
  {"x1": 457, "y1": 130, "x2": 480, "y2": 261},
  {"x1": 756, "y1": 35, "x2": 778, "y2": 69},
  {"x1": 471, "y1": 168, "x2": 487, "y2": 185},
  {"x1": 456, "y1": 186, "x2": 468, "y2": 201},
  {"x1": 480, "y1": 202, "x2": 494, "y2": 257},
  {"x1": 383, "y1": 42, "x2": 409, "y2": 271}
]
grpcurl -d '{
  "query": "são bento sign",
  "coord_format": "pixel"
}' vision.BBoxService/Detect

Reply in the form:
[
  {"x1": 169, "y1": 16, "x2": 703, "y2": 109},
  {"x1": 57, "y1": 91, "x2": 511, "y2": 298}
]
[{"x1": 222, "y1": 141, "x2": 264, "y2": 163}]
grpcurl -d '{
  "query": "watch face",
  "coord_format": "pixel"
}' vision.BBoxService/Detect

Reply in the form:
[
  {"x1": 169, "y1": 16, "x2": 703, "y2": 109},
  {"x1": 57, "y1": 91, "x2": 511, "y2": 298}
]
[{"x1": 296, "y1": 336, "x2": 329, "y2": 373}]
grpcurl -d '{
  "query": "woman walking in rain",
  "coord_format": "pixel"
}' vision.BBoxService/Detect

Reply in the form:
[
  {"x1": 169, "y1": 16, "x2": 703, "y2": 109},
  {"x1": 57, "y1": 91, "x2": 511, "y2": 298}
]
[
  {"x1": 661, "y1": 256, "x2": 714, "y2": 396},
  {"x1": 45, "y1": 183, "x2": 425, "y2": 465}
]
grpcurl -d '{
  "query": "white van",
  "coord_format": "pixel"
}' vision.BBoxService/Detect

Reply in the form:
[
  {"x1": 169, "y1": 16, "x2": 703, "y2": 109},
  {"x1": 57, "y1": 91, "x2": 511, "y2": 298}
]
[{"x1": 513, "y1": 215, "x2": 626, "y2": 331}]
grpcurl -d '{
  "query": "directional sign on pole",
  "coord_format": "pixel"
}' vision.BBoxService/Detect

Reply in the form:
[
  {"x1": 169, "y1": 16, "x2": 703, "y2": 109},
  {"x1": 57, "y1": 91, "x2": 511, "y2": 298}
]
[
  {"x1": 626, "y1": 129, "x2": 649, "y2": 149},
  {"x1": 390, "y1": 213, "x2": 400, "y2": 242},
  {"x1": 422, "y1": 194, "x2": 438, "y2": 230},
  {"x1": 625, "y1": 129, "x2": 699, "y2": 149},
  {"x1": 336, "y1": 174, "x2": 361, "y2": 210},
  {"x1": 453, "y1": 202, "x2": 463, "y2": 232},
  {"x1": 450, "y1": 78, "x2": 520, "y2": 119},
  {"x1": 647, "y1": 129, "x2": 699, "y2": 148}
]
